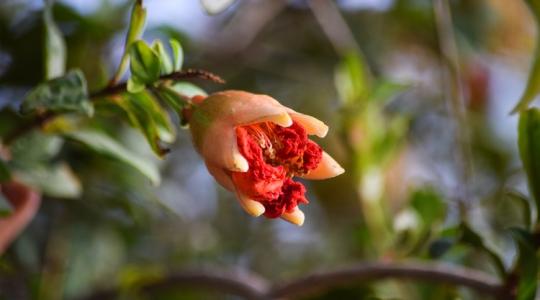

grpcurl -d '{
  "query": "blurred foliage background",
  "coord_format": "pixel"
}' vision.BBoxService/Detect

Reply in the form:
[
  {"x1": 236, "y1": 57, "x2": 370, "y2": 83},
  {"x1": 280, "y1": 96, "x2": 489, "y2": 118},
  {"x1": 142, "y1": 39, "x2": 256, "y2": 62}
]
[{"x1": 0, "y1": 0, "x2": 537, "y2": 299}]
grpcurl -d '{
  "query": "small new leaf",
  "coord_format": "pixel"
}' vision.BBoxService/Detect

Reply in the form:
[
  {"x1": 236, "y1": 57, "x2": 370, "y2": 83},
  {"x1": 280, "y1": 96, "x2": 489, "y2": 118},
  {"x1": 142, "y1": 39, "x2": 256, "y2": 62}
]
[
  {"x1": 20, "y1": 70, "x2": 92, "y2": 116},
  {"x1": 112, "y1": 0, "x2": 147, "y2": 83},
  {"x1": 152, "y1": 40, "x2": 173, "y2": 75},
  {"x1": 169, "y1": 39, "x2": 184, "y2": 71},
  {"x1": 129, "y1": 40, "x2": 161, "y2": 85},
  {"x1": 66, "y1": 130, "x2": 161, "y2": 185},
  {"x1": 43, "y1": 0, "x2": 66, "y2": 79}
]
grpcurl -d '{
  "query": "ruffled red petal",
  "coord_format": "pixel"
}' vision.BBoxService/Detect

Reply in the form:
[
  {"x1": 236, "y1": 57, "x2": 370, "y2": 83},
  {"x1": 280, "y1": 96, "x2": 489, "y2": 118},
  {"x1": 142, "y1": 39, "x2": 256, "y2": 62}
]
[
  {"x1": 233, "y1": 120, "x2": 322, "y2": 218},
  {"x1": 263, "y1": 178, "x2": 308, "y2": 218},
  {"x1": 232, "y1": 127, "x2": 285, "y2": 200},
  {"x1": 275, "y1": 122, "x2": 307, "y2": 160},
  {"x1": 303, "y1": 140, "x2": 323, "y2": 171}
]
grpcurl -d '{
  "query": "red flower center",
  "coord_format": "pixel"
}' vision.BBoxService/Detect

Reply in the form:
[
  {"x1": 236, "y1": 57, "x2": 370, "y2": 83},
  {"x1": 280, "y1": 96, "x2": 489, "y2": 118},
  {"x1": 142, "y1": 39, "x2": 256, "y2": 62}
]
[{"x1": 232, "y1": 121, "x2": 323, "y2": 218}]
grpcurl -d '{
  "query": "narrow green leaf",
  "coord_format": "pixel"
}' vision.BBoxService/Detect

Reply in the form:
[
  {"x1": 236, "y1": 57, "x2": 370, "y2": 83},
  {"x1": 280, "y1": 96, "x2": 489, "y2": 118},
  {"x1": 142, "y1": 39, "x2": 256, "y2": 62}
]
[
  {"x1": 43, "y1": 0, "x2": 66, "y2": 79},
  {"x1": 66, "y1": 130, "x2": 160, "y2": 185},
  {"x1": 129, "y1": 41, "x2": 161, "y2": 85},
  {"x1": 112, "y1": 0, "x2": 147, "y2": 83},
  {"x1": 460, "y1": 223, "x2": 507, "y2": 277},
  {"x1": 155, "y1": 85, "x2": 196, "y2": 126},
  {"x1": 0, "y1": 159, "x2": 11, "y2": 183},
  {"x1": 0, "y1": 194, "x2": 12, "y2": 217},
  {"x1": 17, "y1": 163, "x2": 81, "y2": 198},
  {"x1": 505, "y1": 190, "x2": 533, "y2": 230},
  {"x1": 152, "y1": 40, "x2": 173, "y2": 75},
  {"x1": 200, "y1": 0, "x2": 237, "y2": 15},
  {"x1": 509, "y1": 228, "x2": 538, "y2": 300},
  {"x1": 157, "y1": 86, "x2": 188, "y2": 112},
  {"x1": 114, "y1": 91, "x2": 174, "y2": 157},
  {"x1": 169, "y1": 38, "x2": 183, "y2": 71},
  {"x1": 518, "y1": 108, "x2": 540, "y2": 221},
  {"x1": 20, "y1": 70, "x2": 93, "y2": 116},
  {"x1": 511, "y1": 0, "x2": 540, "y2": 113}
]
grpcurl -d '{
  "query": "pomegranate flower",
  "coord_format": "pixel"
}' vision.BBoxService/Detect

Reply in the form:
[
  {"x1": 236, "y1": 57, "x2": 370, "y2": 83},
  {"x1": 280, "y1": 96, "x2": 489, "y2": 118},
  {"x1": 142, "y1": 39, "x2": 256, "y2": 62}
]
[{"x1": 189, "y1": 91, "x2": 344, "y2": 225}]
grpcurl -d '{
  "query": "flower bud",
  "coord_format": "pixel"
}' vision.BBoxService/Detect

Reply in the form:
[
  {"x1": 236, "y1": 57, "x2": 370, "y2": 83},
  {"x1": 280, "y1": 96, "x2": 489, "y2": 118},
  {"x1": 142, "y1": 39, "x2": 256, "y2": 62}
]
[{"x1": 189, "y1": 90, "x2": 344, "y2": 225}]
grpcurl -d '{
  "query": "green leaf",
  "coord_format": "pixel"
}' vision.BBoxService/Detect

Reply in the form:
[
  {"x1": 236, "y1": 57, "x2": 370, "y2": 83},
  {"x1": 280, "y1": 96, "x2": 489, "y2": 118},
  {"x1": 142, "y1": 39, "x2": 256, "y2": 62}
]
[
  {"x1": 114, "y1": 91, "x2": 174, "y2": 157},
  {"x1": 460, "y1": 223, "x2": 506, "y2": 277},
  {"x1": 505, "y1": 190, "x2": 533, "y2": 230},
  {"x1": 169, "y1": 39, "x2": 184, "y2": 71},
  {"x1": 152, "y1": 40, "x2": 173, "y2": 75},
  {"x1": 200, "y1": 0, "x2": 237, "y2": 15},
  {"x1": 10, "y1": 132, "x2": 63, "y2": 168},
  {"x1": 129, "y1": 40, "x2": 161, "y2": 85},
  {"x1": 20, "y1": 70, "x2": 93, "y2": 116},
  {"x1": 156, "y1": 86, "x2": 188, "y2": 112},
  {"x1": 17, "y1": 163, "x2": 81, "y2": 198},
  {"x1": 66, "y1": 130, "x2": 160, "y2": 185},
  {"x1": 0, "y1": 159, "x2": 11, "y2": 183},
  {"x1": 334, "y1": 52, "x2": 372, "y2": 105},
  {"x1": 112, "y1": 0, "x2": 147, "y2": 83},
  {"x1": 155, "y1": 85, "x2": 195, "y2": 126},
  {"x1": 410, "y1": 187, "x2": 446, "y2": 226},
  {"x1": 518, "y1": 108, "x2": 540, "y2": 221},
  {"x1": 0, "y1": 194, "x2": 12, "y2": 217},
  {"x1": 511, "y1": 0, "x2": 540, "y2": 113},
  {"x1": 509, "y1": 228, "x2": 538, "y2": 300},
  {"x1": 43, "y1": 0, "x2": 66, "y2": 79},
  {"x1": 170, "y1": 82, "x2": 207, "y2": 98}
]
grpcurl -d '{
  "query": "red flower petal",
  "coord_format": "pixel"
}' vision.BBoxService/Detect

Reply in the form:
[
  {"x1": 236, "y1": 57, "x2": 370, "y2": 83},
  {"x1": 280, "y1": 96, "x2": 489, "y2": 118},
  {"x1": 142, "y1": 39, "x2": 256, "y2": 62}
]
[
  {"x1": 233, "y1": 121, "x2": 322, "y2": 218},
  {"x1": 303, "y1": 140, "x2": 323, "y2": 171},
  {"x1": 232, "y1": 127, "x2": 286, "y2": 200},
  {"x1": 263, "y1": 178, "x2": 308, "y2": 218}
]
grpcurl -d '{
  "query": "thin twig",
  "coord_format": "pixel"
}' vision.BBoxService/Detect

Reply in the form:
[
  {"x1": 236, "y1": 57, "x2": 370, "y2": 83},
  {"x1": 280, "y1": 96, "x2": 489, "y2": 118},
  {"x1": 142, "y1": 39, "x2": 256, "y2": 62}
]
[
  {"x1": 433, "y1": 0, "x2": 474, "y2": 215},
  {"x1": 80, "y1": 261, "x2": 507, "y2": 300},
  {"x1": 1, "y1": 69, "x2": 224, "y2": 146}
]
